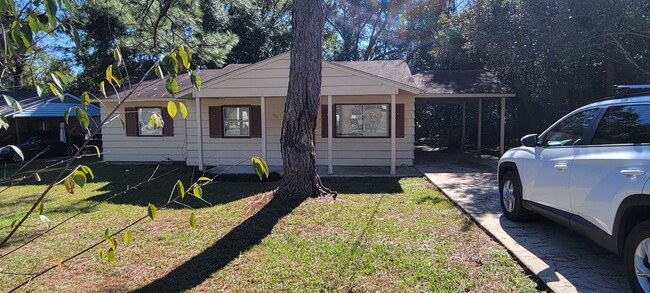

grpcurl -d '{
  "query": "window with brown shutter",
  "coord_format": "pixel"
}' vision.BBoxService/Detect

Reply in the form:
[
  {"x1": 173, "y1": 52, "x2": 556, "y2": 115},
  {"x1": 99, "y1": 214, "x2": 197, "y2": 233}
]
[
  {"x1": 125, "y1": 107, "x2": 138, "y2": 136},
  {"x1": 250, "y1": 105, "x2": 262, "y2": 138},
  {"x1": 209, "y1": 106, "x2": 223, "y2": 138},
  {"x1": 161, "y1": 108, "x2": 174, "y2": 136},
  {"x1": 321, "y1": 104, "x2": 328, "y2": 138},
  {"x1": 396, "y1": 104, "x2": 405, "y2": 138}
]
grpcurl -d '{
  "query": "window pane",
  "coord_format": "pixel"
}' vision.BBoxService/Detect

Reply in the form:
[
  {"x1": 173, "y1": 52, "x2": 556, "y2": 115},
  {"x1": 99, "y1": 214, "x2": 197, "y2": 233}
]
[
  {"x1": 223, "y1": 106, "x2": 250, "y2": 137},
  {"x1": 138, "y1": 108, "x2": 162, "y2": 136},
  {"x1": 336, "y1": 104, "x2": 389, "y2": 137},
  {"x1": 542, "y1": 108, "x2": 598, "y2": 147},
  {"x1": 593, "y1": 105, "x2": 650, "y2": 144}
]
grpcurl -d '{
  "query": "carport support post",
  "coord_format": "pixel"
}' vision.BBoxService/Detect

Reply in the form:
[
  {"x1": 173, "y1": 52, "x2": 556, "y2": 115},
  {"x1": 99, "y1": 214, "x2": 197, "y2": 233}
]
[
  {"x1": 500, "y1": 97, "x2": 506, "y2": 156},
  {"x1": 461, "y1": 102, "x2": 466, "y2": 150},
  {"x1": 391, "y1": 94, "x2": 396, "y2": 175},
  {"x1": 477, "y1": 98, "x2": 482, "y2": 156},
  {"x1": 261, "y1": 96, "x2": 267, "y2": 161},
  {"x1": 327, "y1": 95, "x2": 333, "y2": 175}
]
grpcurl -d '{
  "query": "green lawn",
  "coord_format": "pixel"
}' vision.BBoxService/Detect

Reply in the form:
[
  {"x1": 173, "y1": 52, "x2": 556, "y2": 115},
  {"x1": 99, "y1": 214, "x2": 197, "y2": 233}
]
[{"x1": 0, "y1": 158, "x2": 539, "y2": 292}]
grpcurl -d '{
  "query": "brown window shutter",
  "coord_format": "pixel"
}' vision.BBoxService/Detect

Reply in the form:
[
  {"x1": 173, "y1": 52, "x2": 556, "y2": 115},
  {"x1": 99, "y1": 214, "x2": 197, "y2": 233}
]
[
  {"x1": 161, "y1": 107, "x2": 174, "y2": 136},
  {"x1": 125, "y1": 107, "x2": 138, "y2": 136},
  {"x1": 209, "y1": 106, "x2": 223, "y2": 138},
  {"x1": 396, "y1": 104, "x2": 405, "y2": 138},
  {"x1": 250, "y1": 105, "x2": 262, "y2": 138},
  {"x1": 321, "y1": 104, "x2": 328, "y2": 138}
]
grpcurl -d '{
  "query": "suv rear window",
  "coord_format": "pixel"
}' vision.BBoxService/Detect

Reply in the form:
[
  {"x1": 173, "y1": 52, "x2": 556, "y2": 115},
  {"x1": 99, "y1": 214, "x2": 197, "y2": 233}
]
[{"x1": 592, "y1": 104, "x2": 650, "y2": 144}]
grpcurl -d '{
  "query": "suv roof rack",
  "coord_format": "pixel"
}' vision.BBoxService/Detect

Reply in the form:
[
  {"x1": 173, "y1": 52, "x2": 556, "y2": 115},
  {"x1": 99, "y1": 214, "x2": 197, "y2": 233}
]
[{"x1": 613, "y1": 84, "x2": 650, "y2": 95}]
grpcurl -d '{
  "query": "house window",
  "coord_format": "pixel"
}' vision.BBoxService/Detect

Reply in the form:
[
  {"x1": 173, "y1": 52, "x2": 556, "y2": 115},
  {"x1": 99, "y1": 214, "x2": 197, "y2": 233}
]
[
  {"x1": 138, "y1": 108, "x2": 163, "y2": 136},
  {"x1": 223, "y1": 106, "x2": 250, "y2": 137},
  {"x1": 335, "y1": 104, "x2": 389, "y2": 137}
]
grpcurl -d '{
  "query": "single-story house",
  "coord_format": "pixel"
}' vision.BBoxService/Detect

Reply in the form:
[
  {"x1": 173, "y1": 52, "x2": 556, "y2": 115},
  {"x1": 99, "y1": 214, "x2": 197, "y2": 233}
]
[
  {"x1": 0, "y1": 92, "x2": 101, "y2": 145},
  {"x1": 101, "y1": 52, "x2": 513, "y2": 174}
]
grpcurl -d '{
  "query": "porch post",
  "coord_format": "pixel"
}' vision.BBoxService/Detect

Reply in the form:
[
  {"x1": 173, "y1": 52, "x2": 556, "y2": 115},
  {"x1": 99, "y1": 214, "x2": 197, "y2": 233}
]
[
  {"x1": 195, "y1": 93, "x2": 204, "y2": 170},
  {"x1": 327, "y1": 95, "x2": 333, "y2": 175},
  {"x1": 391, "y1": 94, "x2": 396, "y2": 175},
  {"x1": 477, "y1": 98, "x2": 482, "y2": 156},
  {"x1": 500, "y1": 97, "x2": 506, "y2": 156},
  {"x1": 261, "y1": 96, "x2": 267, "y2": 161}
]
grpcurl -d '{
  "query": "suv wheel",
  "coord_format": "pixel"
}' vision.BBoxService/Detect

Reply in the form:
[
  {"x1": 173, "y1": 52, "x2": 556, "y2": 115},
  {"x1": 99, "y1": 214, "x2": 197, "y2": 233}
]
[
  {"x1": 499, "y1": 171, "x2": 532, "y2": 221},
  {"x1": 625, "y1": 220, "x2": 650, "y2": 293}
]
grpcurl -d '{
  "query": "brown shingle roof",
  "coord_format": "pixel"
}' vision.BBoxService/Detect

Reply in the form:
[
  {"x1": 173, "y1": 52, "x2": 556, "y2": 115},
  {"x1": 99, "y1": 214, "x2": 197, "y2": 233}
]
[
  {"x1": 106, "y1": 64, "x2": 248, "y2": 99},
  {"x1": 412, "y1": 70, "x2": 512, "y2": 94}
]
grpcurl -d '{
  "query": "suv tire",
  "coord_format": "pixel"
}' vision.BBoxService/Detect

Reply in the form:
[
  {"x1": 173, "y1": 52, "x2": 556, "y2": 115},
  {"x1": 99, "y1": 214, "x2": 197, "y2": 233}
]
[
  {"x1": 499, "y1": 171, "x2": 532, "y2": 221},
  {"x1": 625, "y1": 220, "x2": 650, "y2": 293}
]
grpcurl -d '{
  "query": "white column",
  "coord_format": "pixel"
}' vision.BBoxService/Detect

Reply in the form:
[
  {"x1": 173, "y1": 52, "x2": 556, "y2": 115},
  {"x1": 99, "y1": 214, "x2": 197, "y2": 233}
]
[
  {"x1": 261, "y1": 96, "x2": 267, "y2": 161},
  {"x1": 195, "y1": 94, "x2": 204, "y2": 171},
  {"x1": 500, "y1": 97, "x2": 506, "y2": 156},
  {"x1": 391, "y1": 94, "x2": 396, "y2": 175},
  {"x1": 327, "y1": 95, "x2": 333, "y2": 175},
  {"x1": 477, "y1": 98, "x2": 482, "y2": 156}
]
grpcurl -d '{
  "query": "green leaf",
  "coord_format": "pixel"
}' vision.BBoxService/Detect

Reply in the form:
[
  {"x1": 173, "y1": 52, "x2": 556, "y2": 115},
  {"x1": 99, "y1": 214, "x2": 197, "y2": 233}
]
[
  {"x1": 51, "y1": 72, "x2": 64, "y2": 90},
  {"x1": 34, "y1": 172, "x2": 41, "y2": 182},
  {"x1": 166, "y1": 78, "x2": 178, "y2": 97},
  {"x1": 10, "y1": 219, "x2": 17, "y2": 229},
  {"x1": 189, "y1": 212, "x2": 197, "y2": 229},
  {"x1": 72, "y1": 170, "x2": 87, "y2": 188},
  {"x1": 75, "y1": 107, "x2": 90, "y2": 130},
  {"x1": 178, "y1": 102, "x2": 188, "y2": 119},
  {"x1": 167, "y1": 101, "x2": 177, "y2": 118},
  {"x1": 162, "y1": 54, "x2": 178, "y2": 78},
  {"x1": 69, "y1": 24, "x2": 80, "y2": 48},
  {"x1": 81, "y1": 92, "x2": 90, "y2": 109},
  {"x1": 91, "y1": 145, "x2": 101, "y2": 158},
  {"x1": 108, "y1": 237, "x2": 117, "y2": 250},
  {"x1": 106, "y1": 65, "x2": 113, "y2": 83},
  {"x1": 0, "y1": 0, "x2": 6, "y2": 14},
  {"x1": 37, "y1": 201, "x2": 44, "y2": 215},
  {"x1": 62, "y1": 0, "x2": 73, "y2": 13},
  {"x1": 2, "y1": 94, "x2": 22, "y2": 113},
  {"x1": 48, "y1": 83, "x2": 64, "y2": 101},
  {"x1": 63, "y1": 107, "x2": 71, "y2": 124},
  {"x1": 190, "y1": 70, "x2": 201, "y2": 91},
  {"x1": 113, "y1": 47, "x2": 123, "y2": 66},
  {"x1": 104, "y1": 228, "x2": 110, "y2": 240},
  {"x1": 193, "y1": 186, "x2": 203, "y2": 198},
  {"x1": 197, "y1": 176, "x2": 212, "y2": 182},
  {"x1": 176, "y1": 180, "x2": 185, "y2": 199},
  {"x1": 147, "y1": 203, "x2": 157, "y2": 221},
  {"x1": 123, "y1": 232, "x2": 132, "y2": 245},
  {"x1": 54, "y1": 71, "x2": 66, "y2": 85},
  {"x1": 28, "y1": 14, "x2": 39, "y2": 33},
  {"x1": 119, "y1": 116, "x2": 126, "y2": 130},
  {"x1": 100, "y1": 81, "x2": 106, "y2": 99},
  {"x1": 107, "y1": 248, "x2": 115, "y2": 264},
  {"x1": 252, "y1": 156, "x2": 269, "y2": 180},
  {"x1": 154, "y1": 62, "x2": 164, "y2": 80},
  {"x1": 149, "y1": 112, "x2": 164, "y2": 129},
  {"x1": 99, "y1": 248, "x2": 106, "y2": 259},
  {"x1": 178, "y1": 45, "x2": 190, "y2": 69},
  {"x1": 39, "y1": 215, "x2": 51, "y2": 228},
  {"x1": 0, "y1": 115, "x2": 8, "y2": 130},
  {"x1": 80, "y1": 165, "x2": 94, "y2": 180},
  {"x1": 44, "y1": 0, "x2": 58, "y2": 27},
  {"x1": 8, "y1": 145, "x2": 23, "y2": 161}
]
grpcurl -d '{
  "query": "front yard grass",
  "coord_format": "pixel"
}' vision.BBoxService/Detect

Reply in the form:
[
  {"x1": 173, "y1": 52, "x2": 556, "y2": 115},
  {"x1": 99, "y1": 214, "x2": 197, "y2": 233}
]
[{"x1": 0, "y1": 158, "x2": 539, "y2": 292}]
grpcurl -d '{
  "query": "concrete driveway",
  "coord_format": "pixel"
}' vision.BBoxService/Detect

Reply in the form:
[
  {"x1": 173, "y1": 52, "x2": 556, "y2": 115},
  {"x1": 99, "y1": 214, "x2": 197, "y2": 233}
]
[{"x1": 415, "y1": 150, "x2": 630, "y2": 293}]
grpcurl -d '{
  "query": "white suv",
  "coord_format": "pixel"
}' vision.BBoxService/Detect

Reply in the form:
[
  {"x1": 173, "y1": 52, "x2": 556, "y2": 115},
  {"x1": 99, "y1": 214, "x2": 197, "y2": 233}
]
[{"x1": 498, "y1": 90, "x2": 650, "y2": 292}]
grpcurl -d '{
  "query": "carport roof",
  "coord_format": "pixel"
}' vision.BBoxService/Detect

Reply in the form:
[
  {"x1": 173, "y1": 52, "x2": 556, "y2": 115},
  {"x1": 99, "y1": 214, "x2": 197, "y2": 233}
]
[{"x1": 412, "y1": 70, "x2": 514, "y2": 96}]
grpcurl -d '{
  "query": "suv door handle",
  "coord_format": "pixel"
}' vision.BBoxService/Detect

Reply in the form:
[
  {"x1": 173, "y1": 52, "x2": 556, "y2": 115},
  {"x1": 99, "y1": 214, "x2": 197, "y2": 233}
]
[
  {"x1": 554, "y1": 163, "x2": 569, "y2": 171},
  {"x1": 620, "y1": 169, "x2": 646, "y2": 177}
]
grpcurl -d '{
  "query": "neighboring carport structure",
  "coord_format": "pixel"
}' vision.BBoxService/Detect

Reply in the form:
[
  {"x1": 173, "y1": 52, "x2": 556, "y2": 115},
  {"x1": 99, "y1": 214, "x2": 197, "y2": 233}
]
[{"x1": 412, "y1": 70, "x2": 515, "y2": 156}]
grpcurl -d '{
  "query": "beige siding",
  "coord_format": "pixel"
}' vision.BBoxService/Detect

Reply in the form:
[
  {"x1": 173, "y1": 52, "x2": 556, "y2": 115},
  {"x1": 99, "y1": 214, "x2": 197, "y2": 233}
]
[
  {"x1": 198, "y1": 54, "x2": 398, "y2": 98},
  {"x1": 101, "y1": 100, "x2": 194, "y2": 163}
]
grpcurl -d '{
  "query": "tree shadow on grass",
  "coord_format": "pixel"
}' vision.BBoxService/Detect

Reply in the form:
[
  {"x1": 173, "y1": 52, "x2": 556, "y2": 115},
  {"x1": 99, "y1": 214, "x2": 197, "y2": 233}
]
[
  {"x1": 321, "y1": 177, "x2": 404, "y2": 194},
  {"x1": 132, "y1": 195, "x2": 306, "y2": 292}
]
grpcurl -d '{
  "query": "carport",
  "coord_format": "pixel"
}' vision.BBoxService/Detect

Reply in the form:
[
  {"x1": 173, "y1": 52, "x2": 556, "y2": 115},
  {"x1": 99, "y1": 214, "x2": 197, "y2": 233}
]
[{"x1": 411, "y1": 70, "x2": 516, "y2": 156}]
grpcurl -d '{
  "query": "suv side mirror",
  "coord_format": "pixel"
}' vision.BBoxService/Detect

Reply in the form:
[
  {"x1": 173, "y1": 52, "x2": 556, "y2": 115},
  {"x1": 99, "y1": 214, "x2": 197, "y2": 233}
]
[{"x1": 520, "y1": 134, "x2": 539, "y2": 147}]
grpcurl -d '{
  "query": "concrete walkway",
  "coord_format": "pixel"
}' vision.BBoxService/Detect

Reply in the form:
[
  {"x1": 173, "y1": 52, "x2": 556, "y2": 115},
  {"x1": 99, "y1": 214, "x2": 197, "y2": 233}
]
[{"x1": 415, "y1": 151, "x2": 630, "y2": 293}]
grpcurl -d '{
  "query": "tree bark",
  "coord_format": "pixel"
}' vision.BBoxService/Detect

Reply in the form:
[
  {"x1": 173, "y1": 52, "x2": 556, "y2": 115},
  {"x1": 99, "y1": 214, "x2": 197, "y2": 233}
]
[{"x1": 274, "y1": 0, "x2": 335, "y2": 200}]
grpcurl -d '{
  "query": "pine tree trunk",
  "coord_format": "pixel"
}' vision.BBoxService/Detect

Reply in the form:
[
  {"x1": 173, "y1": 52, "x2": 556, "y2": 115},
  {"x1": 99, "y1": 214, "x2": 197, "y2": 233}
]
[{"x1": 274, "y1": 0, "x2": 335, "y2": 200}]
